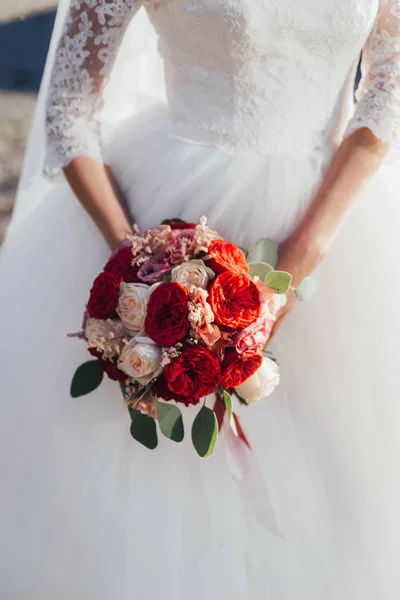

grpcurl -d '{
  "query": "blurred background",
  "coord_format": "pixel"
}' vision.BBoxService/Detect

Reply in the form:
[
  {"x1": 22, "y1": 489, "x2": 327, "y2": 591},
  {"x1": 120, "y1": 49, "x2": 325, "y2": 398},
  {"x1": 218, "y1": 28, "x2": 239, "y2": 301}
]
[{"x1": 0, "y1": 0, "x2": 55, "y2": 240}]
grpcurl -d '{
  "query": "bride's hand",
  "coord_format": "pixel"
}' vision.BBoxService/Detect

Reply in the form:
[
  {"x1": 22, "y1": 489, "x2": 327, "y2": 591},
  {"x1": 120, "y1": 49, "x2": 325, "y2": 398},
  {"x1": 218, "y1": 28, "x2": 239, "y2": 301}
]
[
  {"x1": 269, "y1": 232, "x2": 327, "y2": 338},
  {"x1": 64, "y1": 158, "x2": 133, "y2": 251},
  {"x1": 269, "y1": 127, "x2": 390, "y2": 340}
]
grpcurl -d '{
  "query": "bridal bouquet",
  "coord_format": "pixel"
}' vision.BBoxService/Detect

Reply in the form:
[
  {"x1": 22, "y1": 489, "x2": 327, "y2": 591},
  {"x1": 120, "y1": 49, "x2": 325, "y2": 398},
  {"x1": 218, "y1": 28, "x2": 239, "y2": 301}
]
[{"x1": 70, "y1": 217, "x2": 315, "y2": 457}]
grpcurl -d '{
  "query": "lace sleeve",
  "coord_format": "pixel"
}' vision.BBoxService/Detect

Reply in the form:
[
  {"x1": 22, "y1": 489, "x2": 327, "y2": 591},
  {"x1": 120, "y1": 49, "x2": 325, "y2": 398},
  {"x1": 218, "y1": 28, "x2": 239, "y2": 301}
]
[
  {"x1": 346, "y1": 0, "x2": 400, "y2": 147},
  {"x1": 45, "y1": 0, "x2": 143, "y2": 175}
]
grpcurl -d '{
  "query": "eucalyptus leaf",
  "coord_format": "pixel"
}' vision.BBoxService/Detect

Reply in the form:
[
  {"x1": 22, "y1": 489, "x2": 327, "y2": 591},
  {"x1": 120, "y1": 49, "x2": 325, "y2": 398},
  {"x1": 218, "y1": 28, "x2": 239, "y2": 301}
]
[
  {"x1": 248, "y1": 262, "x2": 273, "y2": 281},
  {"x1": 70, "y1": 360, "x2": 104, "y2": 398},
  {"x1": 265, "y1": 270, "x2": 292, "y2": 294},
  {"x1": 130, "y1": 408, "x2": 158, "y2": 450},
  {"x1": 222, "y1": 390, "x2": 233, "y2": 422},
  {"x1": 247, "y1": 238, "x2": 278, "y2": 268},
  {"x1": 295, "y1": 277, "x2": 318, "y2": 301},
  {"x1": 191, "y1": 405, "x2": 218, "y2": 458},
  {"x1": 157, "y1": 401, "x2": 184, "y2": 442}
]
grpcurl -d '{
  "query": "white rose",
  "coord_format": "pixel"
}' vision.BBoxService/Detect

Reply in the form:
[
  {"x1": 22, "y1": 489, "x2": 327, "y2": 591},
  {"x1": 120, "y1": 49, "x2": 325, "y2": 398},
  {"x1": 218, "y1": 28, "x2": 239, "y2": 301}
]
[
  {"x1": 116, "y1": 283, "x2": 151, "y2": 334},
  {"x1": 118, "y1": 336, "x2": 163, "y2": 385},
  {"x1": 235, "y1": 357, "x2": 280, "y2": 404},
  {"x1": 171, "y1": 259, "x2": 214, "y2": 290}
]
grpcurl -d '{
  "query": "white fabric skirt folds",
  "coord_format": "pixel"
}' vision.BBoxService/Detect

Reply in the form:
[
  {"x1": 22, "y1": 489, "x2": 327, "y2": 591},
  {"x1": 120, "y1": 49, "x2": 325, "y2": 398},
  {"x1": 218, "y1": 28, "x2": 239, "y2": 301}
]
[{"x1": 1, "y1": 106, "x2": 400, "y2": 600}]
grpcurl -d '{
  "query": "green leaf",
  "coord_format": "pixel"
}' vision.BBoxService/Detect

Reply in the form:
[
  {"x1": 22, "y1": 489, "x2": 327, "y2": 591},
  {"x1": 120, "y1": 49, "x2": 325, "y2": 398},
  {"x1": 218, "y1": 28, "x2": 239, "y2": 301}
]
[
  {"x1": 265, "y1": 270, "x2": 292, "y2": 294},
  {"x1": 247, "y1": 238, "x2": 278, "y2": 268},
  {"x1": 70, "y1": 360, "x2": 104, "y2": 398},
  {"x1": 130, "y1": 408, "x2": 158, "y2": 450},
  {"x1": 295, "y1": 277, "x2": 318, "y2": 301},
  {"x1": 191, "y1": 405, "x2": 218, "y2": 458},
  {"x1": 222, "y1": 390, "x2": 233, "y2": 422},
  {"x1": 248, "y1": 262, "x2": 273, "y2": 281},
  {"x1": 157, "y1": 401, "x2": 184, "y2": 443}
]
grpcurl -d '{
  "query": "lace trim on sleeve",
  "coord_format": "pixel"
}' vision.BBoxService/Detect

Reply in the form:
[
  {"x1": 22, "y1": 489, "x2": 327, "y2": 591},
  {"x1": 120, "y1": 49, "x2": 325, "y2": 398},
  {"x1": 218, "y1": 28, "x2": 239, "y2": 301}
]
[
  {"x1": 44, "y1": 0, "x2": 142, "y2": 176},
  {"x1": 346, "y1": 0, "x2": 400, "y2": 147}
]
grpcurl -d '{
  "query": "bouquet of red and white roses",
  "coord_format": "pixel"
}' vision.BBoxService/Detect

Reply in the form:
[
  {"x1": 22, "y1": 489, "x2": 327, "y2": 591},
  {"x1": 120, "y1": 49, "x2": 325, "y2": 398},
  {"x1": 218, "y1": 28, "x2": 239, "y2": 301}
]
[{"x1": 70, "y1": 217, "x2": 315, "y2": 457}]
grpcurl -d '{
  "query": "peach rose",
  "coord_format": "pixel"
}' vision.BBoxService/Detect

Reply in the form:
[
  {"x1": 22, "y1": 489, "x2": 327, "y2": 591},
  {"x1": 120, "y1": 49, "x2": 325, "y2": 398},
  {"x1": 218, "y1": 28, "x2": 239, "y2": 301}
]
[
  {"x1": 171, "y1": 259, "x2": 215, "y2": 290},
  {"x1": 118, "y1": 336, "x2": 163, "y2": 385},
  {"x1": 116, "y1": 282, "x2": 151, "y2": 334},
  {"x1": 190, "y1": 288, "x2": 221, "y2": 346}
]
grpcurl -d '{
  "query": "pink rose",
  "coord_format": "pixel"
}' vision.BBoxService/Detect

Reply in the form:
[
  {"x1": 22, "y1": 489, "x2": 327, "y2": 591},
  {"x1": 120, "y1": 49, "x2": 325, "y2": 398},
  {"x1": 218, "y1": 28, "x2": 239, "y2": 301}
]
[
  {"x1": 235, "y1": 315, "x2": 273, "y2": 354},
  {"x1": 190, "y1": 288, "x2": 221, "y2": 347},
  {"x1": 169, "y1": 229, "x2": 196, "y2": 264},
  {"x1": 172, "y1": 228, "x2": 195, "y2": 242},
  {"x1": 144, "y1": 225, "x2": 173, "y2": 245}
]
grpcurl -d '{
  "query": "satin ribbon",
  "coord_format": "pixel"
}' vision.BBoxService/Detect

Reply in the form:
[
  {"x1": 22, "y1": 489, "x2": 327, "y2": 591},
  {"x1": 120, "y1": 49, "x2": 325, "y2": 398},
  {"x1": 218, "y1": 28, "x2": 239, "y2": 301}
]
[
  {"x1": 213, "y1": 395, "x2": 251, "y2": 449},
  {"x1": 214, "y1": 395, "x2": 284, "y2": 538}
]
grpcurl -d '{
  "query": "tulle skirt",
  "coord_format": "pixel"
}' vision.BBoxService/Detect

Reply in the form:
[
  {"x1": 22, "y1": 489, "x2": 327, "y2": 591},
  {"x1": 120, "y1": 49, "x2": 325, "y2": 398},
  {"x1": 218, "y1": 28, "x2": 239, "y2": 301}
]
[{"x1": 1, "y1": 106, "x2": 400, "y2": 599}]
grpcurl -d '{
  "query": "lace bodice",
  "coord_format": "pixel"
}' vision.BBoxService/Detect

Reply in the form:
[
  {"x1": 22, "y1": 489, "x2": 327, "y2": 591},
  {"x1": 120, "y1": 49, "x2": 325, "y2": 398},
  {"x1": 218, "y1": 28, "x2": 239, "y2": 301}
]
[{"x1": 45, "y1": 0, "x2": 400, "y2": 170}]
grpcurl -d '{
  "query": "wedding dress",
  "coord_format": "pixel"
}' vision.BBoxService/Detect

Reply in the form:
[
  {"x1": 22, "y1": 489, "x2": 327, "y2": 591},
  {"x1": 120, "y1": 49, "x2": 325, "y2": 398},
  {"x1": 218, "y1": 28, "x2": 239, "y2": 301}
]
[{"x1": 1, "y1": 0, "x2": 400, "y2": 598}]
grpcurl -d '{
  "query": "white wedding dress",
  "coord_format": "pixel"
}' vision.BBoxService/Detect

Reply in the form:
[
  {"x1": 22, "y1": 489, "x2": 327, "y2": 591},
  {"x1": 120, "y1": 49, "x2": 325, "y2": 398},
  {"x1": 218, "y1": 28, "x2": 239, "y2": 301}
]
[{"x1": 2, "y1": 0, "x2": 400, "y2": 598}]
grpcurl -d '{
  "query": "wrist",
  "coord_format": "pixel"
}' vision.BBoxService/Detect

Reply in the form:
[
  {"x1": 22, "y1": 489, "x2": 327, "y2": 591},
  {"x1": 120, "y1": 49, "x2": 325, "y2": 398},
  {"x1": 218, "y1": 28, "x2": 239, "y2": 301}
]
[
  {"x1": 106, "y1": 228, "x2": 132, "y2": 252},
  {"x1": 282, "y1": 230, "x2": 328, "y2": 260},
  {"x1": 277, "y1": 230, "x2": 328, "y2": 287}
]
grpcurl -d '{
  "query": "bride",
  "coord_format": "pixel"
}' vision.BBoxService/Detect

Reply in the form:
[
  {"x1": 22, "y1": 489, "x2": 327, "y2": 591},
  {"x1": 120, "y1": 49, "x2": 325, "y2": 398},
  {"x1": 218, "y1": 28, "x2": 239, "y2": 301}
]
[{"x1": 1, "y1": 0, "x2": 400, "y2": 598}]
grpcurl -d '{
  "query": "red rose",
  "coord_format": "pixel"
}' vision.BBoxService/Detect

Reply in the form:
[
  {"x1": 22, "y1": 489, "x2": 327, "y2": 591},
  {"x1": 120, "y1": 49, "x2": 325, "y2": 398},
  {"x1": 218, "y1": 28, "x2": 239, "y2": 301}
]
[
  {"x1": 153, "y1": 374, "x2": 198, "y2": 407},
  {"x1": 164, "y1": 346, "x2": 221, "y2": 401},
  {"x1": 209, "y1": 271, "x2": 261, "y2": 329},
  {"x1": 104, "y1": 246, "x2": 139, "y2": 283},
  {"x1": 207, "y1": 239, "x2": 249, "y2": 275},
  {"x1": 144, "y1": 282, "x2": 189, "y2": 346},
  {"x1": 221, "y1": 348, "x2": 263, "y2": 389},
  {"x1": 87, "y1": 271, "x2": 121, "y2": 319},
  {"x1": 169, "y1": 221, "x2": 196, "y2": 230},
  {"x1": 88, "y1": 348, "x2": 127, "y2": 383}
]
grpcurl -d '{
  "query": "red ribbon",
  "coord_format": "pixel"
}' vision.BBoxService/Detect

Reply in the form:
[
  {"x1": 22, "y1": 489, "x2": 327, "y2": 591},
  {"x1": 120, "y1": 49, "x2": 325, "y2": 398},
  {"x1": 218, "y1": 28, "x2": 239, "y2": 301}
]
[{"x1": 213, "y1": 395, "x2": 252, "y2": 450}]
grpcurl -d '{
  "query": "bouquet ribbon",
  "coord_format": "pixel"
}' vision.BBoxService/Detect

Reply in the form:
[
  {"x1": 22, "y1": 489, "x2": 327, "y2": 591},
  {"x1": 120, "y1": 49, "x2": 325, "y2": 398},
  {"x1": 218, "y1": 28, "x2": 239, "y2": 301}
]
[
  {"x1": 214, "y1": 395, "x2": 284, "y2": 538},
  {"x1": 213, "y1": 395, "x2": 252, "y2": 450}
]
